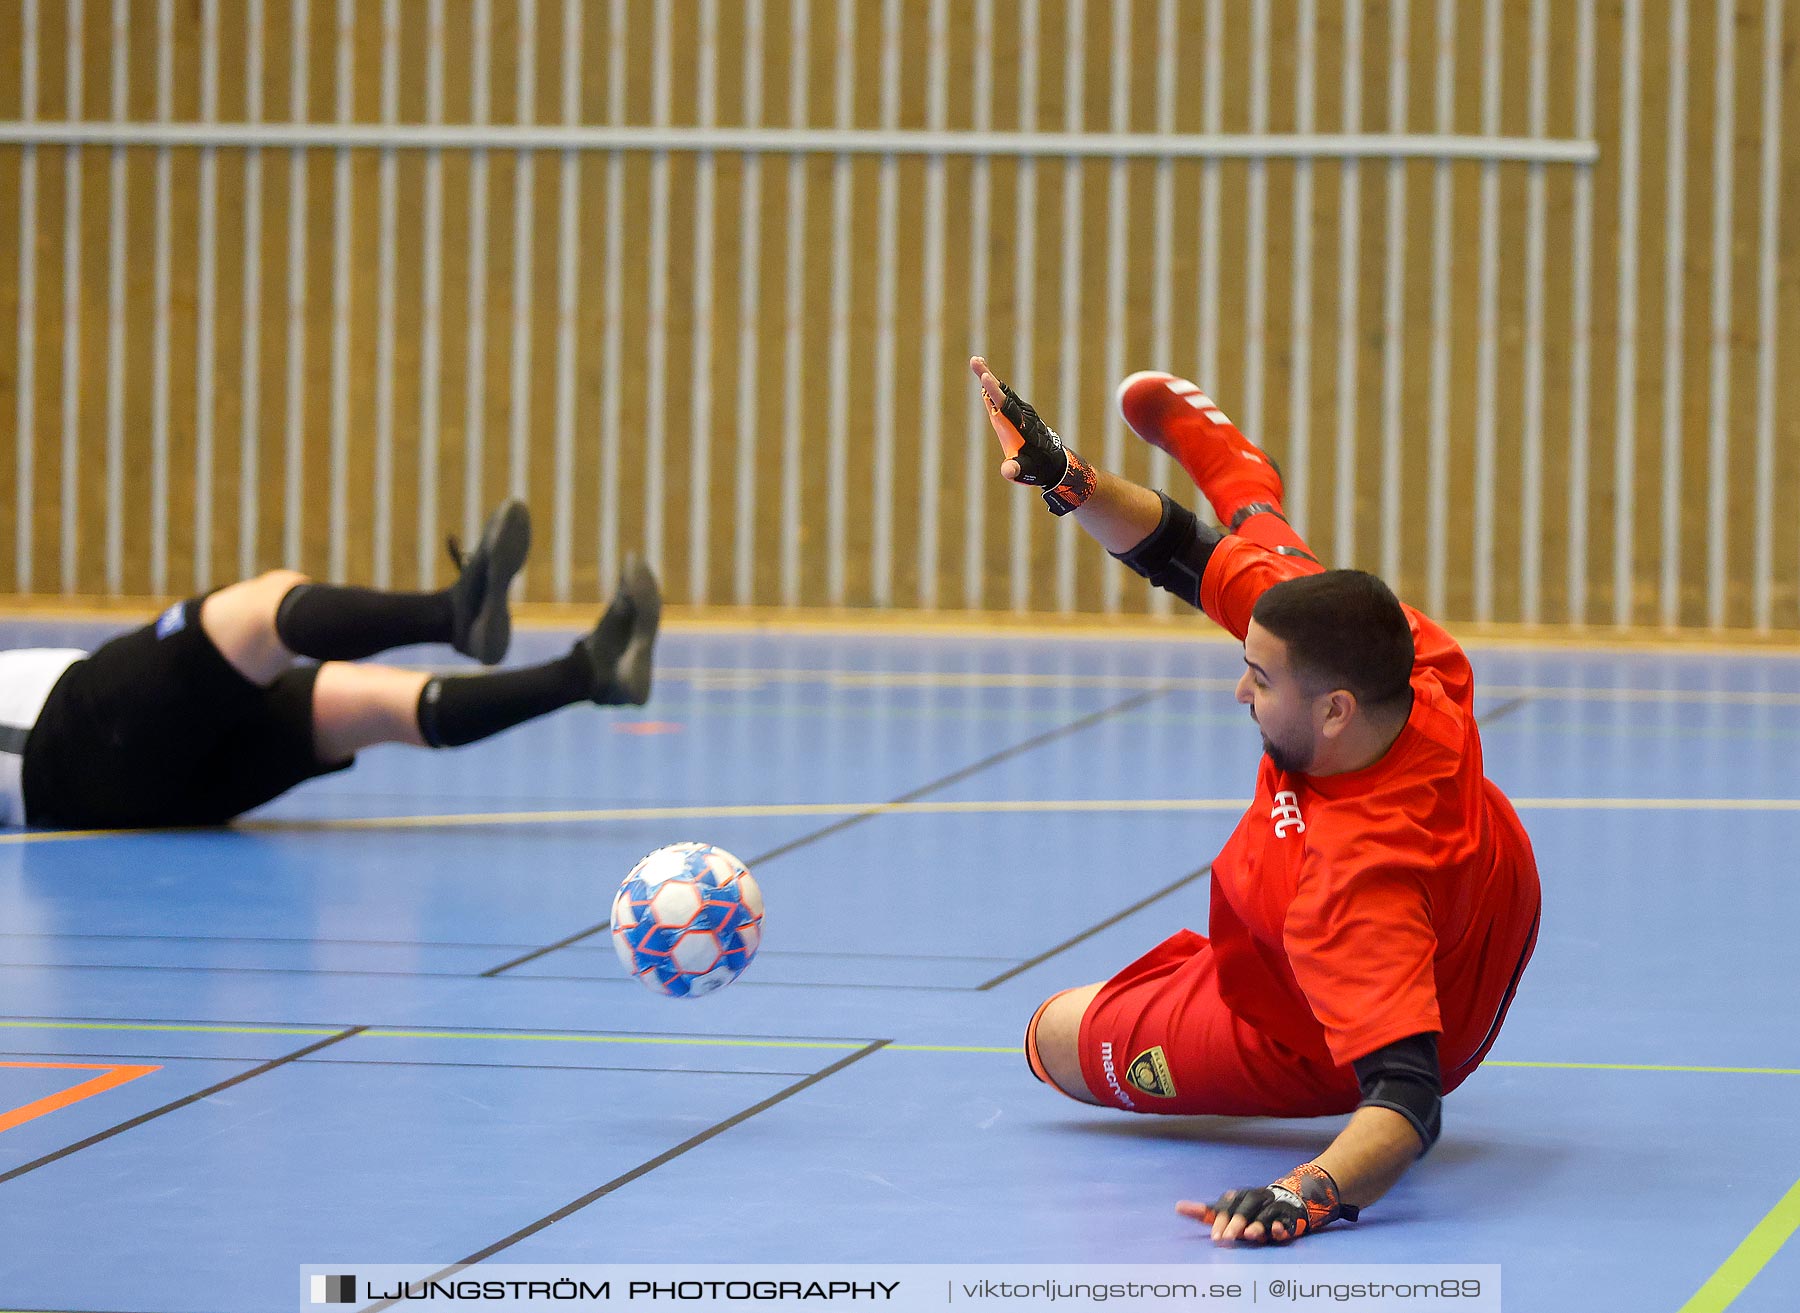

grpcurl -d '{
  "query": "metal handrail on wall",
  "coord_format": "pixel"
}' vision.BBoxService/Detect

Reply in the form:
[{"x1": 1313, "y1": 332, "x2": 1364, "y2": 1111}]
[{"x1": 2, "y1": 0, "x2": 1789, "y2": 633}]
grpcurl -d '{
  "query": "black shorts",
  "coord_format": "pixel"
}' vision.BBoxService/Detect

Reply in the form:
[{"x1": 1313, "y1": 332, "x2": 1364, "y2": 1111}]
[{"x1": 21, "y1": 599, "x2": 352, "y2": 828}]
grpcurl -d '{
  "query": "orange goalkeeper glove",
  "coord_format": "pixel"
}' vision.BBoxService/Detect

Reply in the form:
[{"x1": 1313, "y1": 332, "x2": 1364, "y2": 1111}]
[
  {"x1": 1180, "y1": 1162, "x2": 1360, "y2": 1245},
  {"x1": 971, "y1": 356, "x2": 1097, "y2": 516}
]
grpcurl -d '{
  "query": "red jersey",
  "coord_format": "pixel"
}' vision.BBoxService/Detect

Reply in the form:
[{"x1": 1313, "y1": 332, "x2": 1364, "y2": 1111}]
[{"x1": 1199, "y1": 536, "x2": 1541, "y2": 1084}]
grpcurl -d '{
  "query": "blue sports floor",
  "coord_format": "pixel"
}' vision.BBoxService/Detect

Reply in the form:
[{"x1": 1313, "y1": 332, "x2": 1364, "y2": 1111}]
[{"x1": 1, "y1": 614, "x2": 1797, "y2": 1312}]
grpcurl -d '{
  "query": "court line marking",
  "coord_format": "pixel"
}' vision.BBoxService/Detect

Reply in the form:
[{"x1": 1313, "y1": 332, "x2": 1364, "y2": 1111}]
[
  {"x1": 1676, "y1": 1173, "x2": 1800, "y2": 1313},
  {"x1": 250, "y1": 798, "x2": 1245, "y2": 832},
  {"x1": 0, "y1": 1051, "x2": 817, "y2": 1077},
  {"x1": 11, "y1": 793, "x2": 1798, "y2": 846},
  {"x1": 1483, "y1": 1059, "x2": 1800, "y2": 1077},
  {"x1": 1475, "y1": 694, "x2": 1534, "y2": 725},
  {"x1": 658, "y1": 665, "x2": 1800, "y2": 706},
  {"x1": 0, "y1": 1018, "x2": 878, "y2": 1045},
  {"x1": 0, "y1": 1019, "x2": 343, "y2": 1038},
  {"x1": 0, "y1": 962, "x2": 988, "y2": 992},
  {"x1": 196, "y1": 795, "x2": 1800, "y2": 831},
  {"x1": 978, "y1": 864, "x2": 1214, "y2": 991},
  {"x1": 359, "y1": 1041, "x2": 892, "y2": 1311},
  {"x1": 0, "y1": 932, "x2": 1018, "y2": 965},
  {"x1": 0, "y1": 1026, "x2": 365, "y2": 1185},
  {"x1": 0, "y1": 1062, "x2": 161, "y2": 1135},
  {"x1": 366, "y1": 1029, "x2": 884, "y2": 1050},
  {"x1": 3, "y1": 1020, "x2": 1796, "y2": 1075},
  {"x1": 477, "y1": 688, "x2": 1174, "y2": 977},
  {"x1": 15, "y1": 601, "x2": 1800, "y2": 656}
]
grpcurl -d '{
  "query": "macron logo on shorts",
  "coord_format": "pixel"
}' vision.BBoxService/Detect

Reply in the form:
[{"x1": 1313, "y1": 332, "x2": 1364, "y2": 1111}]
[
  {"x1": 155, "y1": 603, "x2": 187, "y2": 640},
  {"x1": 1099, "y1": 1041, "x2": 1137, "y2": 1110}
]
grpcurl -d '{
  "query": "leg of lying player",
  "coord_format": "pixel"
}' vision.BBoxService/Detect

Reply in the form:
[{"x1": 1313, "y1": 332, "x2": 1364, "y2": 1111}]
[
  {"x1": 5, "y1": 500, "x2": 661, "y2": 830},
  {"x1": 313, "y1": 556, "x2": 663, "y2": 761},
  {"x1": 200, "y1": 497, "x2": 535, "y2": 687},
  {"x1": 971, "y1": 356, "x2": 1540, "y2": 1246}
]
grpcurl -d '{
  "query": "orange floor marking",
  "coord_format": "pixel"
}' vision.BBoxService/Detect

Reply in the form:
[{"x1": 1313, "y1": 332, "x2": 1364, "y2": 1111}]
[{"x1": 0, "y1": 1061, "x2": 160, "y2": 1134}]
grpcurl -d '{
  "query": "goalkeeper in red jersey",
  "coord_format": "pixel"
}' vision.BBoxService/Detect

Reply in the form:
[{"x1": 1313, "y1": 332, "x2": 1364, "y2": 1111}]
[{"x1": 971, "y1": 357, "x2": 1541, "y2": 1246}]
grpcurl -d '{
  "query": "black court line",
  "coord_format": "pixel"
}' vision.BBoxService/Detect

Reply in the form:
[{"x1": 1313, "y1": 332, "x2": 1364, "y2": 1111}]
[
  {"x1": 478, "y1": 687, "x2": 1172, "y2": 977},
  {"x1": 976, "y1": 865, "x2": 1214, "y2": 990},
  {"x1": 1478, "y1": 694, "x2": 1535, "y2": 725},
  {"x1": 359, "y1": 1040, "x2": 890, "y2": 1312},
  {"x1": 0, "y1": 1026, "x2": 365, "y2": 1186}
]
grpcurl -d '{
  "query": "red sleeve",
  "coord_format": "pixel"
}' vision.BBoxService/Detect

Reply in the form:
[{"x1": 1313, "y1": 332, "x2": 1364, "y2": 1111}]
[
  {"x1": 1198, "y1": 535, "x2": 1326, "y2": 641},
  {"x1": 1283, "y1": 847, "x2": 1443, "y2": 1066}
]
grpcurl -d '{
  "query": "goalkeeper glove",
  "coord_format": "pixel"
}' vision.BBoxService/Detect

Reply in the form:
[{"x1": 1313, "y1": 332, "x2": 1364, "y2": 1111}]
[
  {"x1": 972, "y1": 356, "x2": 1097, "y2": 516},
  {"x1": 1183, "y1": 1162, "x2": 1360, "y2": 1244}
]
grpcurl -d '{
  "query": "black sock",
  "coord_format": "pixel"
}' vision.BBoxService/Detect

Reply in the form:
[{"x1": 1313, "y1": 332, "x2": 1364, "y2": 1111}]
[
  {"x1": 416, "y1": 648, "x2": 593, "y2": 748},
  {"x1": 275, "y1": 583, "x2": 455, "y2": 660}
]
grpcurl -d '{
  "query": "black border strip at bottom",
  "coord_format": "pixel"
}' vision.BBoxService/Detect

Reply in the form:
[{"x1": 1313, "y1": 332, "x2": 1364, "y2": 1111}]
[
  {"x1": 0, "y1": 1026, "x2": 367, "y2": 1186},
  {"x1": 360, "y1": 1040, "x2": 890, "y2": 1312}
]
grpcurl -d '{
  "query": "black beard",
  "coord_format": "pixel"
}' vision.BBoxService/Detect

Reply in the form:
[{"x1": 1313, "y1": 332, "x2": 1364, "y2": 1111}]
[{"x1": 1262, "y1": 734, "x2": 1311, "y2": 774}]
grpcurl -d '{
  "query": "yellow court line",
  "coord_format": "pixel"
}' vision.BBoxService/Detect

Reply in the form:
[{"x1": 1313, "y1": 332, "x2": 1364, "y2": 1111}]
[
  {"x1": 367, "y1": 1033, "x2": 1021, "y2": 1057},
  {"x1": 660, "y1": 665, "x2": 1800, "y2": 707},
  {"x1": 0, "y1": 1019, "x2": 341, "y2": 1037},
  {"x1": 225, "y1": 794, "x2": 1800, "y2": 830},
  {"x1": 228, "y1": 798, "x2": 1249, "y2": 833},
  {"x1": 1483, "y1": 683, "x2": 1800, "y2": 708},
  {"x1": 666, "y1": 667, "x2": 1236, "y2": 692},
  {"x1": 1, "y1": 1020, "x2": 1794, "y2": 1075},
  {"x1": 7, "y1": 795, "x2": 1800, "y2": 843},
  {"x1": 0, "y1": 827, "x2": 152, "y2": 845},
  {"x1": 1487, "y1": 1059, "x2": 1800, "y2": 1077},
  {"x1": 1677, "y1": 1174, "x2": 1800, "y2": 1313},
  {"x1": 1511, "y1": 798, "x2": 1800, "y2": 812},
  {"x1": 14, "y1": 595, "x2": 1800, "y2": 654},
  {"x1": 364, "y1": 1028, "x2": 868, "y2": 1051}
]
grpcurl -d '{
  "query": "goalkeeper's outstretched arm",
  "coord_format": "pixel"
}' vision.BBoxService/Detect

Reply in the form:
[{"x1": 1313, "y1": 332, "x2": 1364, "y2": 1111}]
[{"x1": 971, "y1": 356, "x2": 1222, "y2": 611}]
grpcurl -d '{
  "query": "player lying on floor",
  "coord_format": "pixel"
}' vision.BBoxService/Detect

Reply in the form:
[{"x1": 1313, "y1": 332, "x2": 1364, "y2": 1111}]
[
  {"x1": 970, "y1": 357, "x2": 1541, "y2": 1245},
  {"x1": 0, "y1": 501, "x2": 660, "y2": 830}
]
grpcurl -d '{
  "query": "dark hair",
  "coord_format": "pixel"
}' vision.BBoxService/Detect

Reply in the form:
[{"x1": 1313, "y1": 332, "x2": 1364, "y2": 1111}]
[{"x1": 1250, "y1": 569, "x2": 1414, "y2": 709}]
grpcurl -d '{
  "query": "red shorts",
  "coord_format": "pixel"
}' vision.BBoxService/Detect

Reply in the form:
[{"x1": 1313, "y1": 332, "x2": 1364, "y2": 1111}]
[{"x1": 1074, "y1": 930, "x2": 1362, "y2": 1117}]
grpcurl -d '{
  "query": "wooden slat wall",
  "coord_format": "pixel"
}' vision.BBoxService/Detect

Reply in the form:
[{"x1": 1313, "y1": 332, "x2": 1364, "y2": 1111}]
[{"x1": 1, "y1": 0, "x2": 1796, "y2": 629}]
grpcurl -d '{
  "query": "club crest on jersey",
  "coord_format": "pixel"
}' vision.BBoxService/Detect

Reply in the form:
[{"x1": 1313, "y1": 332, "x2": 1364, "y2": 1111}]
[
  {"x1": 155, "y1": 603, "x2": 187, "y2": 639},
  {"x1": 1271, "y1": 789, "x2": 1306, "y2": 837},
  {"x1": 1126, "y1": 1046, "x2": 1178, "y2": 1099}
]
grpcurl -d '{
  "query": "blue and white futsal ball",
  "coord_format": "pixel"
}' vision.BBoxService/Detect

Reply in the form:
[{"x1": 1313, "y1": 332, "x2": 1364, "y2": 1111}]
[{"x1": 610, "y1": 842, "x2": 764, "y2": 997}]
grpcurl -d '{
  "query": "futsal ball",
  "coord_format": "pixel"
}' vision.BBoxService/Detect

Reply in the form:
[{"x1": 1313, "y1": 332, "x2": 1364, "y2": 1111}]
[{"x1": 610, "y1": 842, "x2": 764, "y2": 998}]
